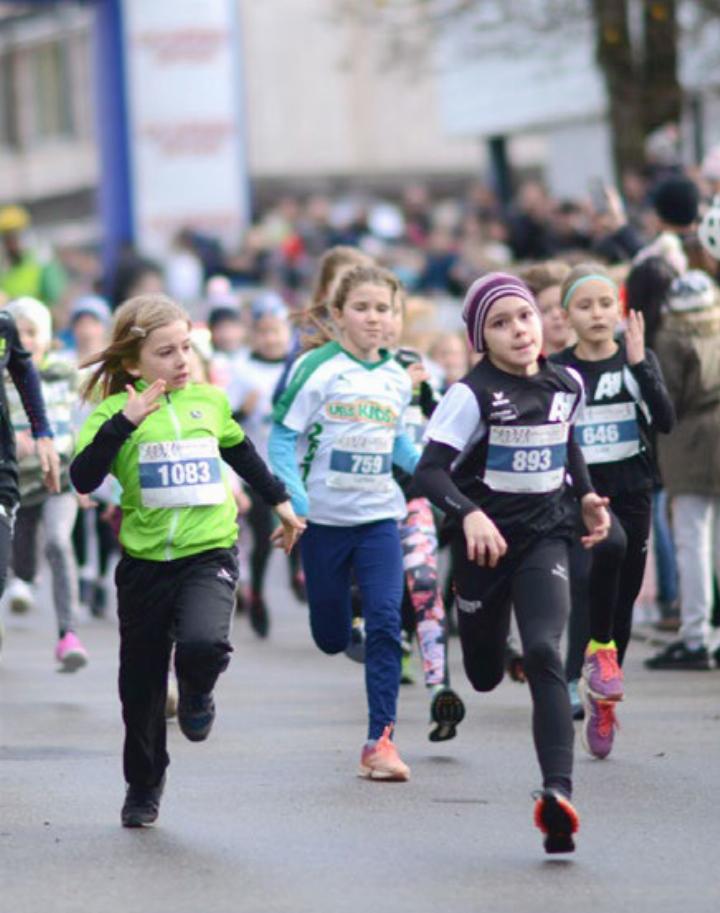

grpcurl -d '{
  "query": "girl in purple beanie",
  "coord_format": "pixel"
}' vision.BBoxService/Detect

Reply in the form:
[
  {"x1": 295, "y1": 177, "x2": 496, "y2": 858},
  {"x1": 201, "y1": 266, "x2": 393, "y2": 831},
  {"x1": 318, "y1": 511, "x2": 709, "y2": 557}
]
[{"x1": 413, "y1": 272, "x2": 610, "y2": 854}]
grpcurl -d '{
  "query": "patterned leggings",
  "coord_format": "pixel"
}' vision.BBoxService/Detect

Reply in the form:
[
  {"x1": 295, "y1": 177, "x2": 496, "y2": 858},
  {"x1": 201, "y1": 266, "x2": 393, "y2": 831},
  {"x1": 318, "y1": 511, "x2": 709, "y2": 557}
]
[{"x1": 399, "y1": 497, "x2": 448, "y2": 687}]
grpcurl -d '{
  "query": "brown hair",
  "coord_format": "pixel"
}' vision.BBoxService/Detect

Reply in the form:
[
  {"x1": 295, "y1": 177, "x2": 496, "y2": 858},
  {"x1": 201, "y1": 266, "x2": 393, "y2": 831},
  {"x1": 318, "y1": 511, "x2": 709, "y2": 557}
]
[
  {"x1": 297, "y1": 246, "x2": 375, "y2": 350},
  {"x1": 82, "y1": 293, "x2": 190, "y2": 399},
  {"x1": 519, "y1": 260, "x2": 571, "y2": 296},
  {"x1": 559, "y1": 262, "x2": 616, "y2": 311}
]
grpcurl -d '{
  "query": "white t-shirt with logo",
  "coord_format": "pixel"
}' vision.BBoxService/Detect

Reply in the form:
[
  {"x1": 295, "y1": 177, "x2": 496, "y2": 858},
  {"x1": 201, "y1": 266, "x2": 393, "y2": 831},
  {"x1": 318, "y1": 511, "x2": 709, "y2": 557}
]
[{"x1": 273, "y1": 341, "x2": 412, "y2": 526}]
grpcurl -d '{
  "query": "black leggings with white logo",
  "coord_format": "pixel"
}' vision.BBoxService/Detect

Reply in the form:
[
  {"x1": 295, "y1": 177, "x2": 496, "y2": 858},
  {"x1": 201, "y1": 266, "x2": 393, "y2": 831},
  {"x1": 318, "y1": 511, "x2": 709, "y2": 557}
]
[{"x1": 451, "y1": 535, "x2": 574, "y2": 798}]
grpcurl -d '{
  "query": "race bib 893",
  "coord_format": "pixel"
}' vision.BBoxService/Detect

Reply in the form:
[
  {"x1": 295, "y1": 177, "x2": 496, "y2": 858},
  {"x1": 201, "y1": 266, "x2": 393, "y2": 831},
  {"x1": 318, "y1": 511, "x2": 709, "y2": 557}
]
[{"x1": 484, "y1": 423, "x2": 568, "y2": 494}]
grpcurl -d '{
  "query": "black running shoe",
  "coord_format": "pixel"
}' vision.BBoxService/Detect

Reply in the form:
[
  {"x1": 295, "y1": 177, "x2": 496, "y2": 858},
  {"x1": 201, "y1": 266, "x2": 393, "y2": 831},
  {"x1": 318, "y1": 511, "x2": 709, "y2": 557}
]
[
  {"x1": 533, "y1": 788, "x2": 579, "y2": 854},
  {"x1": 177, "y1": 689, "x2": 216, "y2": 742},
  {"x1": 290, "y1": 571, "x2": 307, "y2": 603},
  {"x1": 644, "y1": 640, "x2": 712, "y2": 670},
  {"x1": 428, "y1": 686, "x2": 466, "y2": 742},
  {"x1": 249, "y1": 594, "x2": 270, "y2": 638},
  {"x1": 121, "y1": 776, "x2": 165, "y2": 828},
  {"x1": 90, "y1": 583, "x2": 107, "y2": 619}
]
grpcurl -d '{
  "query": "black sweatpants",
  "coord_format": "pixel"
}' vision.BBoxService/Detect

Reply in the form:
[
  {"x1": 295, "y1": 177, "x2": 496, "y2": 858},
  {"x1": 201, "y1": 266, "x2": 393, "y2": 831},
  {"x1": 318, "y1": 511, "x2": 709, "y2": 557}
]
[
  {"x1": 452, "y1": 535, "x2": 574, "y2": 798},
  {"x1": 115, "y1": 547, "x2": 238, "y2": 788},
  {"x1": 565, "y1": 490, "x2": 652, "y2": 680}
]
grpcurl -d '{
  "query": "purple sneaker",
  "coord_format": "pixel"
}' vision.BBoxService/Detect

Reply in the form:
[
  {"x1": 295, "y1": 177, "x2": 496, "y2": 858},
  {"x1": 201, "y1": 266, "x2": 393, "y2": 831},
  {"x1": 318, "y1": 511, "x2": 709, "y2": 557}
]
[
  {"x1": 578, "y1": 678, "x2": 619, "y2": 760},
  {"x1": 582, "y1": 646, "x2": 624, "y2": 701}
]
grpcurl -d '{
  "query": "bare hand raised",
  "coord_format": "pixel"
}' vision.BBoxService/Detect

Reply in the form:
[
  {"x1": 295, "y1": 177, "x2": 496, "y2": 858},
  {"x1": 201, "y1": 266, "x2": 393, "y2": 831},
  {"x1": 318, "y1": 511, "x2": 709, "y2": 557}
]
[
  {"x1": 122, "y1": 379, "x2": 166, "y2": 426},
  {"x1": 625, "y1": 309, "x2": 646, "y2": 366}
]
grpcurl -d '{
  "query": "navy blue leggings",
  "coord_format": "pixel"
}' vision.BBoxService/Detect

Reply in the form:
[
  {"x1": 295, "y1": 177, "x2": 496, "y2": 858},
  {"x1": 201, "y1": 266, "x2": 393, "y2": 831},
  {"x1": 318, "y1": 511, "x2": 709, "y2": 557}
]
[{"x1": 300, "y1": 519, "x2": 403, "y2": 740}]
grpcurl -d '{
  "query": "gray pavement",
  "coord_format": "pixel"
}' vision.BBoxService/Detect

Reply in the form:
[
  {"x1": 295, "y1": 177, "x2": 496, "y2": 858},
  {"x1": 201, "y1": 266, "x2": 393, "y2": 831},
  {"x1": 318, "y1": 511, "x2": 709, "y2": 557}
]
[{"x1": 1, "y1": 553, "x2": 719, "y2": 913}]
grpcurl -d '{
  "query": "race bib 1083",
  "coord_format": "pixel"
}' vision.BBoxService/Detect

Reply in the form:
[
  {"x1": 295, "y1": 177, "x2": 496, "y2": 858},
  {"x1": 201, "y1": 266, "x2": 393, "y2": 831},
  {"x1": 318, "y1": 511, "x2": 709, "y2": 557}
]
[{"x1": 138, "y1": 437, "x2": 226, "y2": 508}]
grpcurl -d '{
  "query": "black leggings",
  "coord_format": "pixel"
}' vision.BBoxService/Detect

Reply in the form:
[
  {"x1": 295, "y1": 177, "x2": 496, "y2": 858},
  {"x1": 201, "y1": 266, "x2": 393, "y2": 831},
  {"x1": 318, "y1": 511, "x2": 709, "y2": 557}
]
[
  {"x1": 452, "y1": 535, "x2": 574, "y2": 798},
  {"x1": 565, "y1": 490, "x2": 652, "y2": 680},
  {"x1": 246, "y1": 489, "x2": 274, "y2": 596}
]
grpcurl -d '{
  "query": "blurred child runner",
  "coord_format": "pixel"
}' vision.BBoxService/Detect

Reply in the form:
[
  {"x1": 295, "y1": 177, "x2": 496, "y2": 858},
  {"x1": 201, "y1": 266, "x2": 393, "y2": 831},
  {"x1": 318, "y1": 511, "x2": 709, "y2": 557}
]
[
  {"x1": 225, "y1": 290, "x2": 302, "y2": 635},
  {"x1": 269, "y1": 264, "x2": 419, "y2": 781},
  {"x1": 272, "y1": 246, "x2": 374, "y2": 403},
  {"x1": 551, "y1": 264, "x2": 674, "y2": 756},
  {"x1": 386, "y1": 307, "x2": 466, "y2": 741},
  {"x1": 70, "y1": 293, "x2": 303, "y2": 828},
  {"x1": 65, "y1": 295, "x2": 119, "y2": 618},
  {"x1": 4, "y1": 297, "x2": 89, "y2": 670},
  {"x1": 0, "y1": 300, "x2": 60, "y2": 654},
  {"x1": 414, "y1": 272, "x2": 610, "y2": 853},
  {"x1": 519, "y1": 261, "x2": 573, "y2": 356}
]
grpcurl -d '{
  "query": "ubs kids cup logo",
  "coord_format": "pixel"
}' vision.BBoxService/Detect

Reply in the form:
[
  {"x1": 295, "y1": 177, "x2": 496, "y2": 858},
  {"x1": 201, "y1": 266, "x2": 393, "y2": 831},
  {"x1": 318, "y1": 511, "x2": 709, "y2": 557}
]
[{"x1": 325, "y1": 400, "x2": 398, "y2": 425}]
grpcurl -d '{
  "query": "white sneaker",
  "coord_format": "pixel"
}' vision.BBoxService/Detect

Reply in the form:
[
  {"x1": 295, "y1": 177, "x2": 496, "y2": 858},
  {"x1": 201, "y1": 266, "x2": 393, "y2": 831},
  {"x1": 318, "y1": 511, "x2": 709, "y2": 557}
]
[{"x1": 7, "y1": 578, "x2": 35, "y2": 615}]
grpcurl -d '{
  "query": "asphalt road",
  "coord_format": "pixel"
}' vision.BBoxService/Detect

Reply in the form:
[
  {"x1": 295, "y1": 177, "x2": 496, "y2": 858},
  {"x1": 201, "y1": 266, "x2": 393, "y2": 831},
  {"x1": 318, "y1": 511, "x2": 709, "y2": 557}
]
[{"x1": 1, "y1": 552, "x2": 719, "y2": 913}]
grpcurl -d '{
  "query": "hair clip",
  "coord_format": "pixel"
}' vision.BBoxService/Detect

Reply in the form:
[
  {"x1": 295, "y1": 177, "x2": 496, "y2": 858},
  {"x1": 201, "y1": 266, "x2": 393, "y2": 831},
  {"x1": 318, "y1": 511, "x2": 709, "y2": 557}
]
[{"x1": 129, "y1": 325, "x2": 147, "y2": 338}]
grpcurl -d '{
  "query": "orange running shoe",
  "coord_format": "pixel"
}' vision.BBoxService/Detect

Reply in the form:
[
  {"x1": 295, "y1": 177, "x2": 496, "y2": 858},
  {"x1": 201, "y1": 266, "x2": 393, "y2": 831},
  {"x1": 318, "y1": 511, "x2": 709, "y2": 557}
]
[
  {"x1": 358, "y1": 724, "x2": 410, "y2": 781},
  {"x1": 533, "y1": 788, "x2": 579, "y2": 854}
]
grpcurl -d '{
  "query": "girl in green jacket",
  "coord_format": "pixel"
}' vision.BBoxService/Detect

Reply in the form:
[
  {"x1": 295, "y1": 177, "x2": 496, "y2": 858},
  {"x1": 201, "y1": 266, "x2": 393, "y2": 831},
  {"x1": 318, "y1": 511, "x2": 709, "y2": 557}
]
[{"x1": 71, "y1": 293, "x2": 304, "y2": 828}]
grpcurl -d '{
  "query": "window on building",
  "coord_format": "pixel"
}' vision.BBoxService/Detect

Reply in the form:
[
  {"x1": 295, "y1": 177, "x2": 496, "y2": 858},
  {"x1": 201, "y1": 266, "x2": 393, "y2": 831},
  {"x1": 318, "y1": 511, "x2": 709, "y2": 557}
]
[
  {"x1": 0, "y1": 49, "x2": 21, "y2": 149},
  {"x1": 29, "y1": 39, "x2": 75, "y2": 140}
]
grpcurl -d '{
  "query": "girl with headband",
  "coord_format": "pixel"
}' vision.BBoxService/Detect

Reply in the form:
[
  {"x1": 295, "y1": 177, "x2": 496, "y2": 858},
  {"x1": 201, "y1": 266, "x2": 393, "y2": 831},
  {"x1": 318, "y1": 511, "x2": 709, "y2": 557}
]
[
  {"x1": 552, "y1": 264, "x2": 674, "y2": 759},
  {"x1": 414, "y1": 271, "x2": 610, "y2": 854}
]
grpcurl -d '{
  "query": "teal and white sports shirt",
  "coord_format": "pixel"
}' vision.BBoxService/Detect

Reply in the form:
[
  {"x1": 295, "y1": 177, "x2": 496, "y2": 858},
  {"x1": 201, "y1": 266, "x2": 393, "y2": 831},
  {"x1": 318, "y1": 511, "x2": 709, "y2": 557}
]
[{"x1": 273, "y1": 341, "x2": 412, "y2": 526}]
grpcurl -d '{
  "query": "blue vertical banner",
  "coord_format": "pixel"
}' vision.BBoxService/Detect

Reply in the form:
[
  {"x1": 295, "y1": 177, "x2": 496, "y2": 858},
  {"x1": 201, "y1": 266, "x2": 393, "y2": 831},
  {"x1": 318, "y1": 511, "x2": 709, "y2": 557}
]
[{"x1": 93, "y1": 0, "x2": 134, "y2": 295}]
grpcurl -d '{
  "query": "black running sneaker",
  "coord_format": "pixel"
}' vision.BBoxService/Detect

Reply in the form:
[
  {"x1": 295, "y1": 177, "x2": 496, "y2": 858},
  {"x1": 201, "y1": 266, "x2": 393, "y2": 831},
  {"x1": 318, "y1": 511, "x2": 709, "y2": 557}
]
[
  {"x1": 534, "y1": 788, "x2": 579, "y2": 854},
  {"x1": 121, "y1": 776, "x2": 165, "y2": 828},
  {"x1": 177, "y1": 689, "x2": 216, "y2": 742},
  {"x1": 428, "y1": 686, "x2": 466, "y2": 742},
  {"x1": 644, "y1": 640, "x2": 712, "y2": 671},
  {"x1": 249, "y1": 594, "x2": 270, "y2": 638}
]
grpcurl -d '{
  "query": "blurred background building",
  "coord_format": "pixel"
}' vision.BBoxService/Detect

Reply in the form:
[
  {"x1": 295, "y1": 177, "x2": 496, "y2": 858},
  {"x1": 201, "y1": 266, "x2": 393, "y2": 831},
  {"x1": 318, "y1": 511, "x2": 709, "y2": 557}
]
[{"x1": 0, "y1": 0, "x2": 719, "y2": 259}]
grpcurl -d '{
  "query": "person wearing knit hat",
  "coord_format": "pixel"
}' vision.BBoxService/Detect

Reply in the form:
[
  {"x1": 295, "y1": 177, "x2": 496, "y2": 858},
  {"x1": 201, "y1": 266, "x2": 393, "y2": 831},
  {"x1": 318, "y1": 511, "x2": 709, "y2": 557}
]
[
  {"x1": 67, "y1": 295, "x2": 112, "y2": 367},
  {"x1": 3, "y1": 294, "x2": 88, "y2": 671},
  {"x1": 461, "y1": 272, "x2": 538, "y2": 354},
  {"x1": 652, "y1": 175, "x2": 700, "y2": 230},
  {"x1": 70, "y1": 294, "x2": 112, "y2": 328},
  {"x1": 646, "y1": 267, "x2": 720, "y2": 670},
  {"x1": 414, "y1": 272, "x2": 611, "y2": 853},
  {"x1": 5, "y1": 296, "x2": 52, "y2": 352}
]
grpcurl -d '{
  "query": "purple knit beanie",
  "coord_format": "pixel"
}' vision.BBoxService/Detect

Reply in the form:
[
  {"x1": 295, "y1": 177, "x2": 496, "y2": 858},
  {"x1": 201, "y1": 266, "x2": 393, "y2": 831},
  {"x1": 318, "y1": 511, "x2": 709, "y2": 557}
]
[{"x1": 461, "y1": 272, "x2": 538, "y2": 352}]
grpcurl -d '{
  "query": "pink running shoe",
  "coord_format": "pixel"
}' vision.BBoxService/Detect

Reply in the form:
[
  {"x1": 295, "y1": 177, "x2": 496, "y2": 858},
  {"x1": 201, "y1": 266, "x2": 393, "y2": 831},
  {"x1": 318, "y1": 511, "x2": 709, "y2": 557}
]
[
  {"x1": 582, "y1": 646, "x2": 624, "y2": 701},
  {"x1": 55, "y1": 632, "x2": 88, "y2": 673},
  {"x1": 579, "y1": 678, "x2": 619, "y2": 759},
  {"x1": 358, "y1": 725, "x2": 410, "y2": 781}
]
